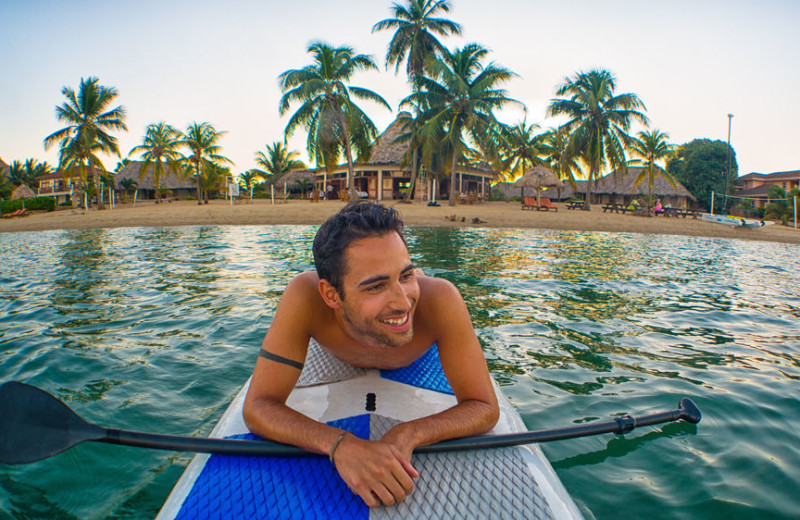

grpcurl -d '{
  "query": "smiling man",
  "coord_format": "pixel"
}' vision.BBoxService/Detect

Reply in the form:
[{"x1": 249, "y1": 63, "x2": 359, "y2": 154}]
[{"x1": 243, "y1": 201, "x2": 499, "y2": 507}]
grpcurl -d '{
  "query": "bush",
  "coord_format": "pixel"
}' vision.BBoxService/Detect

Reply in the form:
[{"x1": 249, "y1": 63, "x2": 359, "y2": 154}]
[
  {"x1": 1, "y1": 196, "x2": 55, "y2": 214},
  {"x1": 490, "y1": 188, "x2": 506, "y2": 201}
]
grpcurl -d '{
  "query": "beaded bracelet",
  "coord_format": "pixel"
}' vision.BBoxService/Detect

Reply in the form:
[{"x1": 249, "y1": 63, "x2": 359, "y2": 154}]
[{"x1": 329, "y1": 431, "x2": 348, "y2": 467}]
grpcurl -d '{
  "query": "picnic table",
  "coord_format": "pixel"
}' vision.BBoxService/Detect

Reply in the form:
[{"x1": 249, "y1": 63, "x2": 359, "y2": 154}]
[
  {"x1": 602, "y1": 203, "x2": 630, "y2": 214},
  {"x1": 566, "y1": 200, "x2": 584, "y2": 210},
  {"x1": 663, "y1": 208, "x2": 700, "y2": 219}
]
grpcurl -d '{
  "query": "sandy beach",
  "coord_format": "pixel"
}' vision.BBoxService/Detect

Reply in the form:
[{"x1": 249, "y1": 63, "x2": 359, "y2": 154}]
[{"x1": 2, "y1": 199, "x2": 799, "y2": 244}]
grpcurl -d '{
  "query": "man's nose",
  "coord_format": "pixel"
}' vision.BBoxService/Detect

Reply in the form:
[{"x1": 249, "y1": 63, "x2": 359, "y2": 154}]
[{"x1": 388, "y1": 280, "x2": 413, "y2": 309}]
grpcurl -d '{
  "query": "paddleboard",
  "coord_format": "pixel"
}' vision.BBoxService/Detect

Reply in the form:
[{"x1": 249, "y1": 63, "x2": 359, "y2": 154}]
[{"x1": 157, "y1": 341, "x2": 583, "y2": 519}]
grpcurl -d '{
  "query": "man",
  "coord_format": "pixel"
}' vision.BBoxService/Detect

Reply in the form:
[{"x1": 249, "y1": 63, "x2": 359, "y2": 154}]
[{"x1": 243, "y1": 201, "x2": 499, "y2": 507}]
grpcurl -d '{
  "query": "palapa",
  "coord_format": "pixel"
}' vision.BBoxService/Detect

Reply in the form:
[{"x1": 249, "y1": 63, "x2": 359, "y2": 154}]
[
  {"x1": 11, "y1": 184, "x2": 36, "y2": 201},
  {"x1": 513, "y1": 166, "x2": 564, "y2": 204}
]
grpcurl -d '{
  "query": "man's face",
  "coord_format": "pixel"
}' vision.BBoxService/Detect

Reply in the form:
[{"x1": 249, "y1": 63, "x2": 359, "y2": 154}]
[{"x1": 337, "y1": 232, "x2": 420, "y2": 348}]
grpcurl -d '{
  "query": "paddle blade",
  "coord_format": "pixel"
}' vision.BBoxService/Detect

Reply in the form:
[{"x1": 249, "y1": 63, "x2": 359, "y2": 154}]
[{"x1": 0, "y1": 381, "x2": 106, "y2": 464}]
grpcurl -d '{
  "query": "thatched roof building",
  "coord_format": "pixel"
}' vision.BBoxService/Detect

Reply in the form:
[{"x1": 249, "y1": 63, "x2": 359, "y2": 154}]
[
  {"x1": 544, "y1": 168, "x2": 694, "y2": 207},
  {"x1": 309, "y1": 112, "x2": 495, "y2": 201},
  {"x1": 116, "y1": 161, "x2": 194, "y2": 191},
  {"x1": 115, "y1": 161, "x2": 195, "y2": 199}
]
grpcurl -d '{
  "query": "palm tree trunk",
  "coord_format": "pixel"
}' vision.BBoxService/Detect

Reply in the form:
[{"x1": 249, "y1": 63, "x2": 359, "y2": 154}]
[
  {"x1": 194, "y1": 159, "x2": 202, "y2": 205},
  {"x1": 93, "y1": 167, "x2": 105, "y2": 210},
  {"x1": 337, "y1": 111, "x2": 358, "y2": 201},
  {"x1": 403, "y1": 147, "x2": 419, "y2": 202},
  {"x1": 448, "y1": 151, "x2": 458, "y2": 207}
]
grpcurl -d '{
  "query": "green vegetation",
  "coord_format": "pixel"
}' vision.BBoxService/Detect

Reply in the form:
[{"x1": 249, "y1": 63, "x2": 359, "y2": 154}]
[
  {"x1": 129, "y1": 122, "x2": 185, "y2": 203},
  {"x1": 279, "y1": 42, "x2": 390, "y2": 199},
  {"x1": 405, "y1": 43, "x2": 519, "y2": 205},
  {"x1": 667, "y1": 139, "x2": 738, "y2": 211},
  {"x1": 1, "y1": 196, "x2": 56, "y2": 214},
  {"x1": 547, "y1": 69, "x2": 648, "y2": 208},
  {"x1": 181, "y1": 122, "x2": 232, "y2": 205},
  {"x1": 629, "y1": 129, "x2": 678, "y2": 209},
  {"x1": 373, "y1": 0, "x2": 462, "y2": 202},
  {"x1": 43, "y1": 77, "x2": 127, "y2": 209},
  {"x1": 17, "y1": 0, "x2": 758, "y2": 210},
  {"x1": 254, "y1": 142, "x2": 306, "y2": 184}
]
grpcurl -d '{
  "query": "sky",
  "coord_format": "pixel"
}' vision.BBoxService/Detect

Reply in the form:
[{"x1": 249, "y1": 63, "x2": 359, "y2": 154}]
[{"x1": 1, "y1": 0, "x2": 798, "y2": 178}]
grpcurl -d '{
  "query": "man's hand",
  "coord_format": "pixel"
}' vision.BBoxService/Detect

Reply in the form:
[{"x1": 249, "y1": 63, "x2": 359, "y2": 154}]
[{"x1": 332, "y1": 434, "x2": 419, "y2": 507}]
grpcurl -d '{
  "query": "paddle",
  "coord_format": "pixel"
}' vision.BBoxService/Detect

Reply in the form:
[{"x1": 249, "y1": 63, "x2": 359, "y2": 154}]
[{"x1": 0, "y1": 381, "x2": 701, "y2": 465}]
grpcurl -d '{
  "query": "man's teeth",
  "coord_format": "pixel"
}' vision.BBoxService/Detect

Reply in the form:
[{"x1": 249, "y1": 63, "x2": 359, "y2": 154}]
[{"x1": 382, "y1": 315, "x2": 407, "y2": 326}]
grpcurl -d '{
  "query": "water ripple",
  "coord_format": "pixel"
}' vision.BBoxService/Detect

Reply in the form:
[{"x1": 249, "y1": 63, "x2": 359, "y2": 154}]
[{"x1": 1, "y1": 226, "x2": 799, "y2": 519}]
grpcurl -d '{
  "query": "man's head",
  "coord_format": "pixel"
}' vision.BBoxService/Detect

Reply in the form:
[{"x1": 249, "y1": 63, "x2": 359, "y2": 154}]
[{"x1": 313, "y1": 201, "x2": 406, "y2": 297}]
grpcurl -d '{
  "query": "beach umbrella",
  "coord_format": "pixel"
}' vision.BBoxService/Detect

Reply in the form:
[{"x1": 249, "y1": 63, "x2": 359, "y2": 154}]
[
  {"x1": 11, "y1": 185, "x2": 36, "y2": 208},
  {"x1": 513, "y1": 166, "x2": 564, "y2": 204}
]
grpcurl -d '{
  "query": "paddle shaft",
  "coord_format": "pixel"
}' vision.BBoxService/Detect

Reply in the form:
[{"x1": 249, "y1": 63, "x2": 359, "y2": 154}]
[
  {"x1": 102, "y1": 398, "x2": 700, "y2": 457},
  {"x1": 0, "y1": 381, "x2": 701, "y2": 464}
]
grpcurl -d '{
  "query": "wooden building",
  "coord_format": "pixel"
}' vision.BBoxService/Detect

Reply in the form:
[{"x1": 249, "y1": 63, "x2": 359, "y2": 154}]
[{"x1": 310, "y1": 113, "x2": 494, "y2": 202}]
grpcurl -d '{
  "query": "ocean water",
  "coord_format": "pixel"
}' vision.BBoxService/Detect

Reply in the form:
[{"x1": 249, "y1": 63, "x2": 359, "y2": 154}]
[{"x1": 0, "y1": 225, "x2": 798, "y2": 519}]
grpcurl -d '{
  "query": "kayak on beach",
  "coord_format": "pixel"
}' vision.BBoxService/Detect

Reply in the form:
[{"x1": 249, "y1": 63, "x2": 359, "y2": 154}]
[{"x1": 700, "y1": 213, "x2": 770, "y2": 228}]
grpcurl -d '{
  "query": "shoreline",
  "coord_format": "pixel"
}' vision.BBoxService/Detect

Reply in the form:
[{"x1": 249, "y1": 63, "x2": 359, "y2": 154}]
[{"x1": 2, "y1": 199, "x2": 799, "y2": 245}]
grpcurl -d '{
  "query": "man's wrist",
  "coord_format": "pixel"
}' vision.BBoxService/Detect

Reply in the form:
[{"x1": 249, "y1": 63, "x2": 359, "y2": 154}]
[{"x1": 329, "y1": 431, "x2": 349, "y2": 467}]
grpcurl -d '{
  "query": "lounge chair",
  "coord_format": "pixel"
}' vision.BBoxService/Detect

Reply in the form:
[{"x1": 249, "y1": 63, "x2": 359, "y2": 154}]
[
  {"x1": 2, "y1": 208, "x2": 28, "y2": 219},
  {"x1": 521, "y1": 196, "x2": 539, "y2": 210},
  {"x1": 538, "y1": 197, "x2": 558, "y2": 212}
]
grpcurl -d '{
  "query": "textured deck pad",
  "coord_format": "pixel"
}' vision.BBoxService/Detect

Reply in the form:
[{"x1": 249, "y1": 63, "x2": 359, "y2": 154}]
[{"x1": 172, "y1": 343, "x2": 556, "y2": 520}]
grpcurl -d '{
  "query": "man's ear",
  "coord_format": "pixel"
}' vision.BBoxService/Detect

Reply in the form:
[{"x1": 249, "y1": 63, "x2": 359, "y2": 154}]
[{"x1": 318, "y1": 278, "x2": 342, "y2": 309}]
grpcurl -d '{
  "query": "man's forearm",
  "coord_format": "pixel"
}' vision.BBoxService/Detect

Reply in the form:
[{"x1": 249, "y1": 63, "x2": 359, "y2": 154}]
[
  {"x1": 243, "y1": 397, "x2": 342, "y2": 455},
  {"x1": 382, "y1": 399, "x2": 500, "y2": 454}
]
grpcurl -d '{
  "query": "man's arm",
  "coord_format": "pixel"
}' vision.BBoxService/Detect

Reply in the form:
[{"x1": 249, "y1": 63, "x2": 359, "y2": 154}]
[
  {"x1": 378, "y1": 277, "x2": 500, "y2": 458},
  {"x1": 242, "y1": 273, "x2": 417, "y2": 507}
]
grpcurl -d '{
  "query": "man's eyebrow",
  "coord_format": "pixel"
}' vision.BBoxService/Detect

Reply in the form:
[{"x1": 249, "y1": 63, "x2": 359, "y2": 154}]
[{"x1": 357, "y1": 264, "x2": 416, "y2": 287}]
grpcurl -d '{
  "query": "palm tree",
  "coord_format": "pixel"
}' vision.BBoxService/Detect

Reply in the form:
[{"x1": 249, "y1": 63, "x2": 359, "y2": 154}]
[
  {"x1": 119, "y1": 178, "x2": 138, "y2": 200},
  {"x1": 197, "y1": 161, "x2": 228, "y2": 203},
  {"x1": 541, "y1": 127, "x2": 583, "y2": 196},
  {"x1": 238, "y1": 169, "x2": 263, "y2": 200},
  {"x1": 373, "y1": 0, "x2": 461, "y2": 202},
  {"x1": 43, "y1": 77, "x2": 127, "y2": 209},
  {"x1": 129, "y1": 122, "x2": 185, "y2": 203},
  {"x1": 497, "y1": 120, "x2": 550, "y2": 183},
  {"x1": 181, "y1": 122, "x2": 232, "y2": 204},
  {"x1": 373, "y1": 0, "x2": 461, "y2": 80},
  {"x1": 254, "y1": 142, "x2": 306, "y2": 185},
  {"x1": 629, "y1": 129, "x2": 677, "y2": 210},
  {"x1": 405, "y1": 43, "x2": 520, "y2": 206},
  {"x1": 7, "y1": 159, "x2": 54, "y2": 189},
  {"x1": 546, "y1": 69, "x2": 648, "y2": 209},
  {"x1": 279, "y1": 42, "x2": 391, "y2": 199}
]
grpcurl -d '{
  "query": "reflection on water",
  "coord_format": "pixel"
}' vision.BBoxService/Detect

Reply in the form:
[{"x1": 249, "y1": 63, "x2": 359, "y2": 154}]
[{"x1": 0, "y1": 226, "x2": 799, "y2": 519}]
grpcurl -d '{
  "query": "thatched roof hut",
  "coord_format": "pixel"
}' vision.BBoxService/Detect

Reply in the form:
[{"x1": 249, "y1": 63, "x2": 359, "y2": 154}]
[
  {"x1": 12, "y1": 184, "x2": 36, "y2": 200},
  {"x1": 593, "y1": 167, "x2": 694, "y2": 200},
  {"x1": 277, "y1": 169, "x2": 315, "y2": 191},
  {"x1": 115, "y1": 161, "x2": 194, "y2": 191}
]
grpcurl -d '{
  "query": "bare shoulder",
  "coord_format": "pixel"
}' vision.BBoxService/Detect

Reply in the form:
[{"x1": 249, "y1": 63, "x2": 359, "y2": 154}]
[
  {"x1": 417, "y1": 275, "x2": 464, "y2": 316},
  {"x1": 418, "y1": 274, "x2": 460, "y2": 297},
  {"x1": 274, "y1": 271, "x2": 326, "y2": 326},
  {"x1": 288, "y1": 270, "x2": 320, "y2": 291}
]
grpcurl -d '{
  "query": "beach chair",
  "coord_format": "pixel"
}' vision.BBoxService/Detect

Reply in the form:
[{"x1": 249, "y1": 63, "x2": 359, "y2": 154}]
[
  {"x1": 538, "y1": 197, "x2": 558, "y2": 212},
  {"x1": 2, "y1": 208, "x2": 28, "y2": 219},
  {"x1": 521, "y1": 196, "x2": 539, "y2": 210}
]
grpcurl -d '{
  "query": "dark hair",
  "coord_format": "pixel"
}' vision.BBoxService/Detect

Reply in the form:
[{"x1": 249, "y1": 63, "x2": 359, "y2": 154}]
[{"x1": 313, "y1": 201, "x2": 406, "y2": 296}]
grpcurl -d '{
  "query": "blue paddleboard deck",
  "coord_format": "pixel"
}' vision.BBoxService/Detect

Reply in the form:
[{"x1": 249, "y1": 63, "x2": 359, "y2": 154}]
[{"x1": 157, "y1": 343, "x2": 582, "y2": 519}]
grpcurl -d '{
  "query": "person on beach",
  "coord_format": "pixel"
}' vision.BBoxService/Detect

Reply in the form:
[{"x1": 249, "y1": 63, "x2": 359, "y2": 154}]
[{"x1": 243, "y1": 200, "x2": 499, "y2": 507}]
